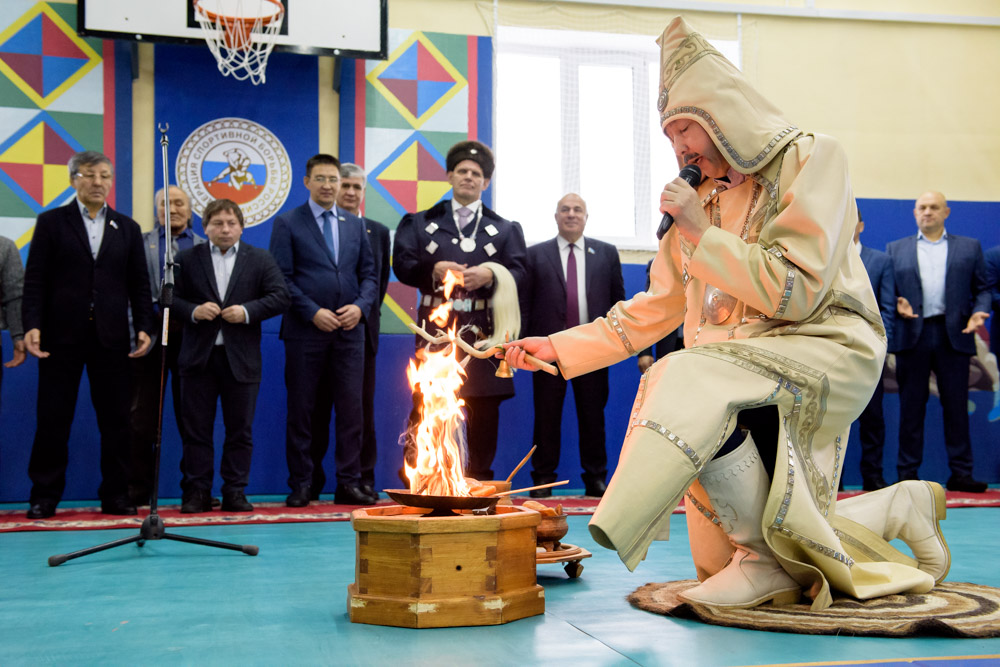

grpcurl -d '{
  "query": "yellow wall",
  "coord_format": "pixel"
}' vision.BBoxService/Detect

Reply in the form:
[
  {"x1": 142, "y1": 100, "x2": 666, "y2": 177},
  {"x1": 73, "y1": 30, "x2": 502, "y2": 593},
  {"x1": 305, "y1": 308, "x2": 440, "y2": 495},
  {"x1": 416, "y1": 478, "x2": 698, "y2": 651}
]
[{"x1": 129, "y1": 0, "x2": 1000, "y2": 226}]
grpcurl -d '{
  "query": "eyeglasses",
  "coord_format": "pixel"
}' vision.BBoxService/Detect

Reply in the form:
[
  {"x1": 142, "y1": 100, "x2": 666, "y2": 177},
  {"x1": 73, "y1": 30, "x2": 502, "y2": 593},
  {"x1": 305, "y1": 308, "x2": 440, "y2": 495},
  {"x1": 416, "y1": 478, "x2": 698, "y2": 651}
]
[
  {"x1": 310, "y1": 176, "x2": 338, "y2": 184},
  {"x1": 75, "y1": 171, "x2": 113, "y2": 182}
]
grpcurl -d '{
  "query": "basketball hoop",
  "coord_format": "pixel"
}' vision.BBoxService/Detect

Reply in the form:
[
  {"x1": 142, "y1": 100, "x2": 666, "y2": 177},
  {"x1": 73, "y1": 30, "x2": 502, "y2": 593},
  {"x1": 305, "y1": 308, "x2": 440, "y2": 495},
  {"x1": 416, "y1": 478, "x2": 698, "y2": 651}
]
[{"x1": 193, "y1": 0, "x2": 284, "y2": 85}]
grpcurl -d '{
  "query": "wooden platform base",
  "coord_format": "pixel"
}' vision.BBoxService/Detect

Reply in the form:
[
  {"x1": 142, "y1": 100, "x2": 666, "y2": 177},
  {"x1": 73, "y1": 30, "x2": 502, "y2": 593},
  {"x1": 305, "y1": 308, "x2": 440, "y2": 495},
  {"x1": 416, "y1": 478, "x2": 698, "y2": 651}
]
[{"x1": 348, "y1": 505, "x2": 545, "y2": 628}]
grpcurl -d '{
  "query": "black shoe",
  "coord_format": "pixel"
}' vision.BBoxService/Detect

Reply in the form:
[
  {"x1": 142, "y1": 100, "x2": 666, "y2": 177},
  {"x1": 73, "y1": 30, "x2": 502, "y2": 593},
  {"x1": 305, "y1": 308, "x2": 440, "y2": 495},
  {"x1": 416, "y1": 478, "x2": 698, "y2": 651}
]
[
  {"x1": 335, "y1": 485, "x2": 376, "y2": 505},
  {"x1": 529, "y1": 488, "x2": 552, "y2": 498},
  {"x1": 180, "y1": 488, "x2": 213, "y2": 514},
  {"x1": 102, "y1": 496, "x2": 138, "y2": 516},
  {"x1": 862, "y1": 476, "x2": 887, "y2": 492},
  {"x1": 286, "y1": 485, "x2": 311, "y2": 508},
  {"x1": 221, "y1": 491, "x2": 254, "y2": 512},
  {"x1": 947, "y1": 476, "x2": 988, "y2": 493},
  {"x1": 26, "y1": 501, "x2": 57, "y2": 519},
  {"x1": 308, "y1": 486, "x2": 322, "y2": 502},
  {"x1": 211, "y1": 496, "x2": 222, "y2": 508},
  {"x1": 584, "y1": 479, "x2": 607, "y2": 498},
  {"x1": 361, "y1": 484, "x2": 378, "y2": 502}
]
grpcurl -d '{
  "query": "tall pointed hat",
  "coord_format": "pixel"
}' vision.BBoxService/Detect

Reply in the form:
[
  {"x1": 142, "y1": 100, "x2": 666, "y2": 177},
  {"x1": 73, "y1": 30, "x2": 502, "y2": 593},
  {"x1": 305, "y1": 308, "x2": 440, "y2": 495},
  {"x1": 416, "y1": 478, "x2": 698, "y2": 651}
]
[{"x1": 656, "y1": 17, "x2": 801, "y2": 175}]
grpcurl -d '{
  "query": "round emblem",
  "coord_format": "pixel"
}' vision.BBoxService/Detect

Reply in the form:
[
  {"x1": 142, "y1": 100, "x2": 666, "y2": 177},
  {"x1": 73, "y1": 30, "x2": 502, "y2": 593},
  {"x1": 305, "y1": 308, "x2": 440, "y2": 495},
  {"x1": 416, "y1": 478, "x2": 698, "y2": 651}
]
[
  {"x1": 657, "y1": 88, "x2": 669, "y2": 113},
  {"x1": 459, "y1": 238, "x2": 476, "y2": 253},
  {"x1": 176, "y1": 118, "x2": 292, "y2": 228}
]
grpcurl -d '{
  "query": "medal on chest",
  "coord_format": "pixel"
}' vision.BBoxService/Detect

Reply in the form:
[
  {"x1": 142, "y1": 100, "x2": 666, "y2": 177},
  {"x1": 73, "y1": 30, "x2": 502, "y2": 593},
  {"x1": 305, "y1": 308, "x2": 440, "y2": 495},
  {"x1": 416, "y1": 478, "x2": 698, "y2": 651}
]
[{"x1": 459, "y1": 237, "x2": 476, "y2": 253}]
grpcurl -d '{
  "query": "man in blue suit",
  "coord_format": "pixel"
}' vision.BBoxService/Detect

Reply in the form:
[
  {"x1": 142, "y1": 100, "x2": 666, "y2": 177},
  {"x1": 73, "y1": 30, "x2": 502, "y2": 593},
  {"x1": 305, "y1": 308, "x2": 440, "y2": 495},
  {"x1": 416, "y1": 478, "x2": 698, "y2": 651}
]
[
  {"x1": 984, "y1": 244, "x2": 1000, "y2": 422},
  {"x1": 887, "y1": 191, "x2": 990, "y2": 493},
  {"x1": 855, "y1": 212, "x2": 895, "y2": 491},
  {"x1": 519, "y1": 194, "x2": 625, "y2": 497},
  {"x1": 269, "y1": 154, "x2": 378, "y2": 507}
]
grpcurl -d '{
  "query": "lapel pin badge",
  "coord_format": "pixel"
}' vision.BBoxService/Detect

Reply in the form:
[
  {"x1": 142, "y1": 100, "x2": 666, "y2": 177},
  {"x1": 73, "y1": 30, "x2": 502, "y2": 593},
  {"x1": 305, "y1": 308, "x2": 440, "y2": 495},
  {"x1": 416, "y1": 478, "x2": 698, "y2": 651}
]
[{"x1": 110, "y1": 220, "x2": 118, "y2": 230}]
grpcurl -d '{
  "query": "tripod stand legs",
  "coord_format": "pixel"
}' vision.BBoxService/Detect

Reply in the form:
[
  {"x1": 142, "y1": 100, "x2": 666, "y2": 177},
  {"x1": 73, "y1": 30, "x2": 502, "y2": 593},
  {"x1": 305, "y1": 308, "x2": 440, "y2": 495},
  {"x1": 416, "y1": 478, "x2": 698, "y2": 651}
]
[{"x1": 48, "y1": 514, "x2": 258, "y2": 566}]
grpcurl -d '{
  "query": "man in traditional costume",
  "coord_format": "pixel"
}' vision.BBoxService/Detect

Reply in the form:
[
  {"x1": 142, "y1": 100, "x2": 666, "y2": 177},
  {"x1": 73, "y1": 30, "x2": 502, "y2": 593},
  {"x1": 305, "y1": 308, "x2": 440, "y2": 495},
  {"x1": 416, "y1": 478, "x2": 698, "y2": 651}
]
[
  {"x1": 393, "y1": 141, "x2": 527, "y2": 481},
  {"x1": 503, "y1": 17, "x2": 948, "y2": 611}
]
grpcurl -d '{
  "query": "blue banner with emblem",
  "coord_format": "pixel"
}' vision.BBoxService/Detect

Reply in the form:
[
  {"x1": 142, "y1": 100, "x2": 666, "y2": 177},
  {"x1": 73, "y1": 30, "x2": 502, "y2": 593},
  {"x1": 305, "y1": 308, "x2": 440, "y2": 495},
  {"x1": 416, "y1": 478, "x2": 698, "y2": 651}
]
[{"x1": 152, "y1": 43, "x2": 318, "y2": 252}]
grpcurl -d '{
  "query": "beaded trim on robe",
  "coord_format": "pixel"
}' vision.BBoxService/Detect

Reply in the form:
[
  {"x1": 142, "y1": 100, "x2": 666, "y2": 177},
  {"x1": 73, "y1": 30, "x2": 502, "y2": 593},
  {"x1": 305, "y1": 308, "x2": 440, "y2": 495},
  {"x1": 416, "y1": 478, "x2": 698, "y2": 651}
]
[{"x1": 607, "y1": 308, "x2": 636, "y2": 355}]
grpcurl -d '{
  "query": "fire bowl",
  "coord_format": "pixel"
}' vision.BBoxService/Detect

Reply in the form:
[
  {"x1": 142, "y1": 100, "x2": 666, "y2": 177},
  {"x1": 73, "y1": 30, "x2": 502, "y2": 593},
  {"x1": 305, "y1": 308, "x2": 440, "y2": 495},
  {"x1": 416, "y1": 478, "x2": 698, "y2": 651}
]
[
  {"x1": 383, "y1": 489, "x2": 500, "y2": 517},
  {"x1": 348, "y1": 505, "x2": 545, "y2": 628}
]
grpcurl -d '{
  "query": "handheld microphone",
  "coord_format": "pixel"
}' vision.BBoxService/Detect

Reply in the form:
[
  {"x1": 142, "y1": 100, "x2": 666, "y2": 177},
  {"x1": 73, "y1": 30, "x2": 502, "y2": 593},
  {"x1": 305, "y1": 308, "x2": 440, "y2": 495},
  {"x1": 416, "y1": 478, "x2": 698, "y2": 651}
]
[{"x1": 656, "y1": 164, "x2": 703, "y2": 240}]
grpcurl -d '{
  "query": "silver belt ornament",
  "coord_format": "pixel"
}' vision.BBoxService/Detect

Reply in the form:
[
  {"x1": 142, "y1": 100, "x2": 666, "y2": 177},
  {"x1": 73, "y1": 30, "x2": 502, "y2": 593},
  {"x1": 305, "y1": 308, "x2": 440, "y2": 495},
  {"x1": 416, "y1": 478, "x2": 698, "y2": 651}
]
[{"x1": 703, "y1": 285, "x2": 737, "y2": 324}]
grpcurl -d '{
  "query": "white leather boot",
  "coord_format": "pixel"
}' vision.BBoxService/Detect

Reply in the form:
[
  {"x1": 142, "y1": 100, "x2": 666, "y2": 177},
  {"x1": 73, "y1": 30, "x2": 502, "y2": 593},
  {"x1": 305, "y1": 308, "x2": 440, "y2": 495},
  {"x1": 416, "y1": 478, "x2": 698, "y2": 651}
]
[
  {"x1": 835, "y1": 480, "x2": 950, "y2": 583},
  {"x1": 679, "y1": 433, "x2": 800, "y2": 608}
]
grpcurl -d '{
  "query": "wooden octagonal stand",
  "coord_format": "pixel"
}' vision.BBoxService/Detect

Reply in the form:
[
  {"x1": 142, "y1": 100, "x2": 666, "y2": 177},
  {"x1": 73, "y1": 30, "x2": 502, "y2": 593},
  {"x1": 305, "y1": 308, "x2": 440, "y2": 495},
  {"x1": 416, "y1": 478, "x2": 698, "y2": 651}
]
[{"x1": 348, "y1": 505, "x2": 545, "y2": 628}]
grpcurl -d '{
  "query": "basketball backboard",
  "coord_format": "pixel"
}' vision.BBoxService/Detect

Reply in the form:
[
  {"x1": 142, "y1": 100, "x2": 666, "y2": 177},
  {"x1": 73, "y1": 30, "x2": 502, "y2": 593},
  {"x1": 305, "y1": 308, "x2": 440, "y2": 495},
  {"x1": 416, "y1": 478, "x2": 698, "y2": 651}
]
[{"x1": 78, "y1": 0, "x2": 387, "y2": 59}]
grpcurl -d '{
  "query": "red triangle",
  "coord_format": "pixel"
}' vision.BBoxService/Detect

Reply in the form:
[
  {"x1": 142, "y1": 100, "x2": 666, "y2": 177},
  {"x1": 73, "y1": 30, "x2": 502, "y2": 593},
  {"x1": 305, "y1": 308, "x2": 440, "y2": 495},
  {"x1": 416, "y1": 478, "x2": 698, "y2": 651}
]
[
  {"x1": 43, "y1": 125, "x2": 77, "y2": 165},
  {"x1": 381, "y1": 79, "x2": 419, "y2": 117},
  {"x1": 416, "y1": 144, "x2": 448, "y2": 181},
  {"x1": 379, "y1": 179, "x2": 417, "y2": 213},
  {"x1": 417, "y1": 42, "x2": 454, "y2": 82},
  {"x1": 42, "y1": 14, "x2": 87, "y2": 59},
  {"x1": 0, "y1": 162, "x2": 44, "y2": 203},
  {"x1": 0, "y1": 52, "x2": 44, "y2": 95}
]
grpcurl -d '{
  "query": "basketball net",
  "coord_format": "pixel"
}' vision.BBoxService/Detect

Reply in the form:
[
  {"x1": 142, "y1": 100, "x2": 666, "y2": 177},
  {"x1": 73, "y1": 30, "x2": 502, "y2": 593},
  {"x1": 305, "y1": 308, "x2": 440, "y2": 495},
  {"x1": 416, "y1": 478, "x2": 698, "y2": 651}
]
[{"x1": 194, "y1": 0, "x2": 284, "y2": 85}]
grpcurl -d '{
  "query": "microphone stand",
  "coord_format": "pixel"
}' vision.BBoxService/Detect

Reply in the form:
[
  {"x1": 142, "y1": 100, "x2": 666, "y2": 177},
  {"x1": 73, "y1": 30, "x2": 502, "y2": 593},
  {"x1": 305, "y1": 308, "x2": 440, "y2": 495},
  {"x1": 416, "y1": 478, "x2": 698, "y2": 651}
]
[{"x1": 48, "y1": 124, "x2": 258, "y2": 566}]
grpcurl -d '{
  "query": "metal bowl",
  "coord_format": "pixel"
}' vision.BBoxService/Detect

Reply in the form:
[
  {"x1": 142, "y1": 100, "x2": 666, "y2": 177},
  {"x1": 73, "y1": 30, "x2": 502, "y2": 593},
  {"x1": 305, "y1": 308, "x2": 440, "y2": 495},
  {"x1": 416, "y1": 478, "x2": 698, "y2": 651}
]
[{"x1": 384, "y1": 489, "x2": 500, "y2": 517}]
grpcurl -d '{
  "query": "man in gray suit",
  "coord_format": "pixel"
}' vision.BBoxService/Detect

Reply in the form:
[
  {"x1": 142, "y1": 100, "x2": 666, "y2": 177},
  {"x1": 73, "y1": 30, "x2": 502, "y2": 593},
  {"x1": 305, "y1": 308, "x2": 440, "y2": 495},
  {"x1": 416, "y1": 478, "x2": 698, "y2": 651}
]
[
  {"x1": 0, "y1": 235, "x2": 26, "y2": 413},
  {"x1": 127, "y1": 186, "x2": 205, "y2": 505}
]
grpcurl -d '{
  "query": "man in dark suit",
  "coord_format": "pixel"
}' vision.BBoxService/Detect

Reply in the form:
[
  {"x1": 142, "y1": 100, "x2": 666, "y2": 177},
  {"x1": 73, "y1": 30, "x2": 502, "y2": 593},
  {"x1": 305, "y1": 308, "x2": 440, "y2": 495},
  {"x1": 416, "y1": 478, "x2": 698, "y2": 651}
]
[
  {"x1": 984, "y1": 244, "x2": 1000, "y2": 422},
  {"x1": 22, "y1": 151, "x2": 154, "y2": 519},
  {"x1": 887, "y1": 191, "x2": 990, "y2": 493},
  {"x1": 269, "y1": 154, "x2": 378, "y2": 507},
  {"x1": 519, "y1": 194, "x2": 624, "y2": 497},
  {"x1": 855, "y1": 212, "x2": 895, "y2": 491},
  {"x1": 393, "y1": 141, "x2": 527, "y2": 481},
  {"x1": 325, "y1": 162, "x2": 391, "y2": 501},
  {"x1": 127, "y1": 186, "x2": 206, "y2": 505},
  {"x1": 172, "y1": 199, "x2": 289, "y2": 513}
]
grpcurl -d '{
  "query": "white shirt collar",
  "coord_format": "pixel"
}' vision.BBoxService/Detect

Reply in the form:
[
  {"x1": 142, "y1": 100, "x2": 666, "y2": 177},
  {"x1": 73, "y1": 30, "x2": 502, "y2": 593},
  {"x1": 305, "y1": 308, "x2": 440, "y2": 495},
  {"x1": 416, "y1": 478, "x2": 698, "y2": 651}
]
[{"x1": 211, "y1": 241, "x2": 240, "y2": 257}]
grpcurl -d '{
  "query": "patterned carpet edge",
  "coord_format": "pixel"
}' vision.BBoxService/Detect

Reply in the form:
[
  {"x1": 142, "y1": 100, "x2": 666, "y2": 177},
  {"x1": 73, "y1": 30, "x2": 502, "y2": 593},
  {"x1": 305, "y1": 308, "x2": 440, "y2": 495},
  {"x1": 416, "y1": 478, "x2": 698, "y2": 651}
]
[{"x1": 1, "y1": 490, "x2": 996, "y2": 533}]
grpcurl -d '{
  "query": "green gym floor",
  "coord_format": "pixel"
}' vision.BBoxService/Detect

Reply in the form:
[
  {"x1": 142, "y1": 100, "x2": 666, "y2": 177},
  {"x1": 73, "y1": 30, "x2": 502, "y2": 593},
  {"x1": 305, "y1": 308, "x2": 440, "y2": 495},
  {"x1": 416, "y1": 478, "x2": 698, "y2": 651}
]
[{"x1": 1, "y1": 499, "x2": 998, "y2": 666}]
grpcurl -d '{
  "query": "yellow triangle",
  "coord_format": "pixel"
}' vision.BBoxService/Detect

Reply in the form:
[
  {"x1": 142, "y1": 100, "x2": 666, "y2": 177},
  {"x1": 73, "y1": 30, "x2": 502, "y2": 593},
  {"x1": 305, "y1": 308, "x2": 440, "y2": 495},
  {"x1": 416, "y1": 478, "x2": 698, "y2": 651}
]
[
  {"x1": 43, "y1": 164, "x2": 71, "y2": 206},
  {"x1": 0, "y1": 124, "x2": 44, "y2": 164},
  {"x1": 416, "y1": 181, "x2": 453, "y2": 211},
  {"x1": 379, "y1": 143, "x2": 418, "y2": 181}
]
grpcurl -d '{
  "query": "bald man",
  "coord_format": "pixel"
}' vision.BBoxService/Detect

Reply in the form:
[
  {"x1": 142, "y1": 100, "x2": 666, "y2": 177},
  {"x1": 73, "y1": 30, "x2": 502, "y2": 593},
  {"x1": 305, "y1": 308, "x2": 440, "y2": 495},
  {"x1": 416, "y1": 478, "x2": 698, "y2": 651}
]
[
  {"x1": 518, "y1": 194, "x2": 624, "y2": 497},
  {"x1": 887, "y1": 191, "x2": 990, "y2": 493}
]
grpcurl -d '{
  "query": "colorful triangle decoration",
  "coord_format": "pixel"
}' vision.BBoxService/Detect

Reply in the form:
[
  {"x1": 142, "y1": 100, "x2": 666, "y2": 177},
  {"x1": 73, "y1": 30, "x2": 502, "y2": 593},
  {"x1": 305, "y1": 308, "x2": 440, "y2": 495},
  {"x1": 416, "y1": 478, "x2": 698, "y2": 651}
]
[
  {"x1": 416, "y1": 42, "x2": 453, "y2": 82},
  {"x1": 367, "y1": 32, "x2": 467, "y2": 129},
  {"x1": 0, "y1": 162, "x2": 42, "y2": 203},
  {"x1": 416, "y1": 143, "x2": 448, "y2": 181},
  {"x1": 0, "y1": 52, "x2": 43, "y2": 95},
  {"x1": 0, "y1": 3, "x2": 100, "y2": 108},
  {"x1": 0, "y1": 15, "x2": 42, "y2": 55},
  {"x1": 379, "y1": 43, "x2": 417, "y2": 81},
  {"x1": 42, "y1": 13, "x2": 88, "y2": 59},
  {"x1": 0, "y1": 114, "x2": 82, "y2": 210},
  {"x1": 380, "y1": 79, "x2": 418, "y2": 119}
]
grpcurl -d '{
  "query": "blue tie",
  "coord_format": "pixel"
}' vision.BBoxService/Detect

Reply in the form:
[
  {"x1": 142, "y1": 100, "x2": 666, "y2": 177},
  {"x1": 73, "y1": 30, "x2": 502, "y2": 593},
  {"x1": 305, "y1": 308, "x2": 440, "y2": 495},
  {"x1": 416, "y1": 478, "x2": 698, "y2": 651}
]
[{"x1": 322, "y1": 210, "x2": 338, "y2": 264}]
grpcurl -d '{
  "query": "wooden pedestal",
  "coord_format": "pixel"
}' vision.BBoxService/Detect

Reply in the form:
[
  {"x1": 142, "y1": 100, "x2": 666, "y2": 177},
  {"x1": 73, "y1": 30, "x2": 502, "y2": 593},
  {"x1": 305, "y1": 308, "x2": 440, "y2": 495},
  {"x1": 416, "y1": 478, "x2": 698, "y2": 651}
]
[{"x1": 348, "y1": 505, "x2": 545, "y2": 628}]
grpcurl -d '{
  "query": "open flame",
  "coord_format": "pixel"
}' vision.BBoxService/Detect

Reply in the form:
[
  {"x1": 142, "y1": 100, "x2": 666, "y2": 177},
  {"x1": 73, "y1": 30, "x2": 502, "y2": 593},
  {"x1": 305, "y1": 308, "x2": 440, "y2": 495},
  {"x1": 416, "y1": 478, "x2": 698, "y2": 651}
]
[
  {"x1": 429, "y1": 269, "x2": 463, "y2": 328},
  {"x1": 403, "y1": 330, "x2": 471, "y2": 497}
]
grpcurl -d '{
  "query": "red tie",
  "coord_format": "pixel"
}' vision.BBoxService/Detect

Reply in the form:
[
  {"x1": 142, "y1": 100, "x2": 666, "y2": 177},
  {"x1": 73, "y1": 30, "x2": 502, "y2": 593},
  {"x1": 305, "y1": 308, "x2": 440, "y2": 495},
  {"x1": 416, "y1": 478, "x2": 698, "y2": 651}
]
[{"x1": 566, "y1": 243, "x2": 579, "y2": 328}]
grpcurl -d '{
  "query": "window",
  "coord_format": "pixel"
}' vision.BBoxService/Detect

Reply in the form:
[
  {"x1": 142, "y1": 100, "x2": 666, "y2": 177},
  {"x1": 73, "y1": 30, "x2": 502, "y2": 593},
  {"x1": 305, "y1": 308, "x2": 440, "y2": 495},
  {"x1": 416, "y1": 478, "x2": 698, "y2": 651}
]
[{"x1": 495, "y1": 26, "x2": 739, "y2": 249}]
